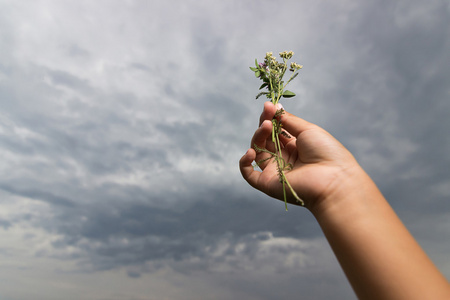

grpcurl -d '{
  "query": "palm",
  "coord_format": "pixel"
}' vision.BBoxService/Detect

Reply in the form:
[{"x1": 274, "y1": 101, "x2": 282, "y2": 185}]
[{"x1": 262, "y1": 128, "x2": 353, "y2": 206}]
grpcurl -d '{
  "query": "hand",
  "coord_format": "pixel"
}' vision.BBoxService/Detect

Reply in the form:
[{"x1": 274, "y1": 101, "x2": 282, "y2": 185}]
[{"x1": 239, "y1": 102, "x2": 361, "y2": 210}]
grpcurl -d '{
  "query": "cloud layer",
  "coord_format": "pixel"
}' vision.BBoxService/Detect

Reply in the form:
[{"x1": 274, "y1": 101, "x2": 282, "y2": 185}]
[{"x1": 0, "y1": 0, "x2": 449, "y2": 299}]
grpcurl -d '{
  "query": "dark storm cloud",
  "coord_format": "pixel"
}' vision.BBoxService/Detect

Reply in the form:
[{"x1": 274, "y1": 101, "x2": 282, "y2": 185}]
[{"x1": 30, "y1": 182, "x2": 320, "y2": 273}]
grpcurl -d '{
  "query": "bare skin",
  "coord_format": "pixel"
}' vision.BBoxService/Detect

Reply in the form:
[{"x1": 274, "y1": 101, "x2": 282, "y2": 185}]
[{"x1": 239, "y1": 102, "x2": 450, "y2": 300}]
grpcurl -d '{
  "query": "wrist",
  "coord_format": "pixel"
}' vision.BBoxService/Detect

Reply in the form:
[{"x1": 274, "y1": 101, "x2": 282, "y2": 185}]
[{"x1": 307, "y1": 164, "x2": 377, "y2": 220}]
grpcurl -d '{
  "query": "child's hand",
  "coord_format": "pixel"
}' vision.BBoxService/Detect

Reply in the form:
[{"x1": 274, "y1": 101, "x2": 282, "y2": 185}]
[{"x1": 239, "y1": 102, "x2": 361, "y2": 210}]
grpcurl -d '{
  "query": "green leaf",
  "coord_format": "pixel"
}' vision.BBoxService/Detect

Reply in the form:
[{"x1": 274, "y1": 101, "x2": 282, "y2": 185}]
[
  {"x1": 259, "y1": 83, "x2": 268, "y2": 90},
  {"x1": 249, "y1": 67, "x2": 258, "y2": 72},
  {"x1": 287, "y1": 72, "x2": 299, "y2": 84},
  {"x1": 255, "y1": 59, "x2": 259, "y2": 67},
  {"x1": 256, "y1": 92, "x2": 269, "y2": 99},
  {"x1": 282, "y1": 90, "x2": 296, "y2": 98},
  {"x1": 254, "y1": 71, "x2": 260, "y2": 77}
]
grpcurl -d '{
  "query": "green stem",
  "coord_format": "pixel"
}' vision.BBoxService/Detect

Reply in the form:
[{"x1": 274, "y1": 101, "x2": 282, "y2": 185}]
[
  {"x1": 282, "y1": 171, "x2": 304, "y2": 206},
  {"x1": 271, "y1": 115, "x2": 305, "y2": 208},
  {"x1": 282, "y1": 71, "x2": 297, "y2": 91},
  {"x1": 274, "y1": 124, "x2": 290, "y2": 210}
]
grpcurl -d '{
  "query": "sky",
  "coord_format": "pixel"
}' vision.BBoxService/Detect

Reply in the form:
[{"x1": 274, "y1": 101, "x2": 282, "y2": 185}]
[{"x1": 0, "y1": 0, "x2": 449, "y2": 299}]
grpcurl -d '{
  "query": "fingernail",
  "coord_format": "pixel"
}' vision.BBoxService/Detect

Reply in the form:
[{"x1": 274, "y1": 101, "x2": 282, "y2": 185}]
[
  {"x1": 276, "y1": 103, "x2": 284, "y2": 110},
  {"x1": 260, "y1": 119, "x2": 270, "y2": 128}
]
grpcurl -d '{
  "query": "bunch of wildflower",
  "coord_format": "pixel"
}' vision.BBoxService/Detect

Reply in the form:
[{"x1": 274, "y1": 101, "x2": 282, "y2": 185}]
[
  {"x1": 250, "y1": 51, "x2": 302, "y2": 105},
  {"x1": 249, "y1": 51, "x2": 304, "y2": 209}
]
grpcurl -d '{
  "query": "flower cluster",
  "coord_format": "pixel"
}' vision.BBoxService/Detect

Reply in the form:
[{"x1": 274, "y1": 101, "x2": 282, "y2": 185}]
[
  {"x1": 290, "y1": 62, "x2": 303, "y2": 72},
  {"x1": 250, "y1": 51, "x2": 302, "y2": 105},
  {"x1": 279, "y1": 50, "x2": 294, "y2": 59}
]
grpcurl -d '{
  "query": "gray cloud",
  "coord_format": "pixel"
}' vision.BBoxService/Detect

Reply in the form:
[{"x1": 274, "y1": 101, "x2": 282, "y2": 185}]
[{"x1": 0, "y1": 0, "x2": 449, "y2": 299}]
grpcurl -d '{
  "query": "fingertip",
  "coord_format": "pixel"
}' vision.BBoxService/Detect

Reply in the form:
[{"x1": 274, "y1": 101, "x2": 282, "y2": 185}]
[
  {"x1": 239, "y1": 148, "x2": 256, "y2": 178},
  {"x1": 260, "y1": 119, "x2": 272, "y2": 128},
  {"x1": 239, "y1": 148, "x2": 261, "y2": 188},
  {"x1": 240, "y1": 148, "x2": 256, "y2": 166},
  {"x1": 264, "y1": 101, "x2": 275, "y2": 110},
  {"x1": 259, "y1": 102, "x2": 277, "y2": 125},
  {"x1": 252, "y1": 120, "x2": 273, "y2": 148}
]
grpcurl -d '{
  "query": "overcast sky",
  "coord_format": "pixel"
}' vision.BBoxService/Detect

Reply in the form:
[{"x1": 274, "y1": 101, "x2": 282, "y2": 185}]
[{"x1": 0, "y1": 1, "x2": 449, "y2": 299}]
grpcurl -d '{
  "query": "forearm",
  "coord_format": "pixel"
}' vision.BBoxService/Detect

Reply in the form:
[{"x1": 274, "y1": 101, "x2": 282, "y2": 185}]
[{"x1": 310, "y1": 167, "x2": 450, "y2": 300}]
